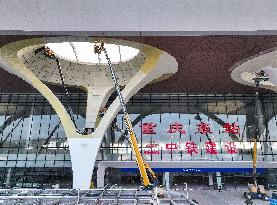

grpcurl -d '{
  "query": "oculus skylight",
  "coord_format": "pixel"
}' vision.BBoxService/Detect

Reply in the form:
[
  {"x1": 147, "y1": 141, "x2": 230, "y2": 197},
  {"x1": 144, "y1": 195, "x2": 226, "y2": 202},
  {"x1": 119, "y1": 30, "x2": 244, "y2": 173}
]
[{"x1": 46, "y1": 42, "x2": 140, "y2": 65}]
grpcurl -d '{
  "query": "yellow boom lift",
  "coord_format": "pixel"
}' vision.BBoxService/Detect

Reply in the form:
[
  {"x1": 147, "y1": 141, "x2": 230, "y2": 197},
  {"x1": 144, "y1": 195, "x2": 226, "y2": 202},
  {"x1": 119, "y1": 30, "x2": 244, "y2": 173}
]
[
  {"x1": 244, "y1": 70, "x2": 269, "y2": 203},
  {"x1": 94, "y1": 42, "x2": 158, "y2": 189},
  {"x1": 252, "y1": 70, "x2": 269, "y2": 189}
]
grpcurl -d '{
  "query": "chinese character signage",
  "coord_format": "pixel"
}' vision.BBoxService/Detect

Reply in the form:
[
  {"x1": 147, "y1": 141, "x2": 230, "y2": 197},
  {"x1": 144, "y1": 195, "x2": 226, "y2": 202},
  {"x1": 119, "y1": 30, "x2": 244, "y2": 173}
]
[
  {"x1": 185, "y1": 141, "x2": 198, "y2": 154},
  {"x1": 141, "y1": 120, "x2": 240, "y2": 156},
  {"x1": 167, "y1": 122, "x2": 186, "y2": 134},
  {"x1": 144, "y1": 142, "x2": 160, "y2": 155},
  {"x1": 224, "y1": 123, "x2": 240, "y2": 135},
  {"x1": 140, "y1": 122, "x2": 157, "y2": 134}
]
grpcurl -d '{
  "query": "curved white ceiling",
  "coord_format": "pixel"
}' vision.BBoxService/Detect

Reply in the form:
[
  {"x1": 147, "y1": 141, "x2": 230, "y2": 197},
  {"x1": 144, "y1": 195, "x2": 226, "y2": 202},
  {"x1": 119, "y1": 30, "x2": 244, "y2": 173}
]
[{"x1": 231, "y1": 49, "x2": 277, "y2": 91}]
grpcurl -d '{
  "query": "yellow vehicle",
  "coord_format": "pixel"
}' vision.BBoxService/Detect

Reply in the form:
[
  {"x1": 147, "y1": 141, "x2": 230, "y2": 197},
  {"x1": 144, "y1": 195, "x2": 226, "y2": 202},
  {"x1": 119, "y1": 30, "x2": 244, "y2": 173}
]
[
  {"x1": 94, "y1": 42, "x2": 158, "y2": 189},
  {"x1": 244, "y1": 70, "x2": 269, "y2": 202}
]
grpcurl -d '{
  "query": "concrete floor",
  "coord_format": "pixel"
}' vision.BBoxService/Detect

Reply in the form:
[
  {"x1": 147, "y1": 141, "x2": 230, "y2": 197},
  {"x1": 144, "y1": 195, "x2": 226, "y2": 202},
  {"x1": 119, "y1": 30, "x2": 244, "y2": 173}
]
[
  {"x1": 119, "y1": 184, "x2": 276, "y2": 204},
  {"x1": 0, "y1": 186, "x2": 275, "y2": 205},
  {"x1": 185, "y1": 189, "x2": 271, "y2": 205}
]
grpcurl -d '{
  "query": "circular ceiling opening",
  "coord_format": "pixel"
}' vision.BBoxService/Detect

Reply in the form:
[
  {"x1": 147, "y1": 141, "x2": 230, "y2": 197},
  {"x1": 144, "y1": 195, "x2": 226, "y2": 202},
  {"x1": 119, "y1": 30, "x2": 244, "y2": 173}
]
[{"x1": 46, "y1": 42, "x2": 140, "y2": 65}]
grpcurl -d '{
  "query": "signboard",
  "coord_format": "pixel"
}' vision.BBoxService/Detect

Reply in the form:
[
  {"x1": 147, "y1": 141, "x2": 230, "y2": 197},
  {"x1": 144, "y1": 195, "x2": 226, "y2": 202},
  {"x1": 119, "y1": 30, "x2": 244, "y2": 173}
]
[
  {"x1": 141, "y1": 121, "x2": 241, "y2": 155},
  {"x1": 121, "y1": 168, "x2": 266, "y2": 173}
]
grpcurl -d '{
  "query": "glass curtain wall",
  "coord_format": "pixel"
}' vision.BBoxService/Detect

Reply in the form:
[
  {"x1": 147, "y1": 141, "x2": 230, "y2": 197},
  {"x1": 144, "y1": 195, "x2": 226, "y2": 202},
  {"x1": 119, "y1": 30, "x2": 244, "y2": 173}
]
[
  {"x1": 0, "y1": 93, "x2": 276, "y2": 187},
  {"x1": 0, "y1": 93, "x2": 86, "y2": 188},
  {"x1": 104, "y1": 94, "x2": 277, "y2": 163}
]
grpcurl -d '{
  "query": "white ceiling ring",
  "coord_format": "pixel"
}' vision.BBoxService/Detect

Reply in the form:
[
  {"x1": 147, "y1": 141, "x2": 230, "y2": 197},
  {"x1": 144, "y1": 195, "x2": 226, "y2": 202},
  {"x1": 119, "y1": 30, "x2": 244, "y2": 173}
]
[{"x1": 231, "y1": 49, "x2": 277, "y2": 92}]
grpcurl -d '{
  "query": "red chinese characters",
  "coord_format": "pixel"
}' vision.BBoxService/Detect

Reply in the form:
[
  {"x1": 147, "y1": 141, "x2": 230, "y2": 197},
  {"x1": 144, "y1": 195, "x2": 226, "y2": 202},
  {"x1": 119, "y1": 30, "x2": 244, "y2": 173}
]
[
  {"x1": 146, "y1": 143, "x2": 159, "y2": 148},
  {"x1": 165, "y1": 142, "x2": 178, "y2": 153},
  {"x1": 140, "y1": 122, "x2": 157, "y2": 134},
  {"x1": 224, "y1": 142, "x2": 237, "y2": 154},
  {"x1": 224, "y1": 123, "x2": 240, "y2": 135},
  {"x1": 139, "y1": 121, "x2": 241, "y2": 156},
  {"x1": 195, "y1": 122, "x2": 212, "y2": 135},
  {"x1": 143, "y1": 141, "x2": 239, "y2": 155},
  {"x1": 167, "y1": 122, "x2": 186, "y2": 134},
  {"x1": 141, "y1": 121, "x2": 240, "y2": 136},
  {"x1": 205, "y1": 142, "x2": 217, "y2": 154},
  {"x1": 144, "y1": 150, "x2": 160, "y2": 155},
  {"x1": 144, "y1": 143, "x2": 160, "y2": 155},
  {"x1": 185, "y1": 141, "x2": 198, "y2": 154}
]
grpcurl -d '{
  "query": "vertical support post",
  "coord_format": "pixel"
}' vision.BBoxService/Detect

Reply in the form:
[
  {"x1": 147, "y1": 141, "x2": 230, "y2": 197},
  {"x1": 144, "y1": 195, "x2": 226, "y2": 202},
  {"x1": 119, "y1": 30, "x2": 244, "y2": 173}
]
[
  {"x1": 216, "y1": 172, "x2": 222, "y2": 190},
  {"x1": 208, "y1": 172, "x2": 213, "y2": 186},
  {"x1": 68, "y1": 137, "x2": 102, "y2": 189},
  {"x1": 162, "y1": 172, "x2": 166, "y2": 186},
  {"x1": 164, "y1": 172, "x2": 170, "y2": 190},
  {"x1": 97, "y1": 163, "x2": 106, "y2": 188},
  {"x1": 5, "y1": 168, "x2": 12, "y2": 188},
  {"x1": 26, "y1": 104, "x2": 35, "y2": 148},
  {"x1": 85, "y1": 87, "x2": 114, "y2": 130}
]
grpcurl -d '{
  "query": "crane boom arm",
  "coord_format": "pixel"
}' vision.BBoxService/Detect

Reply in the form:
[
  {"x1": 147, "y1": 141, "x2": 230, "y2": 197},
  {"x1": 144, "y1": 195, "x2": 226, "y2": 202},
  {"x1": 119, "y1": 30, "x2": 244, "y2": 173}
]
[
  {"x1": 94, "y1": 42, "x2": 156, "y2": 188},
  {"x1": 113, "y1": 123, "x2": 157, "y2": 184}
]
